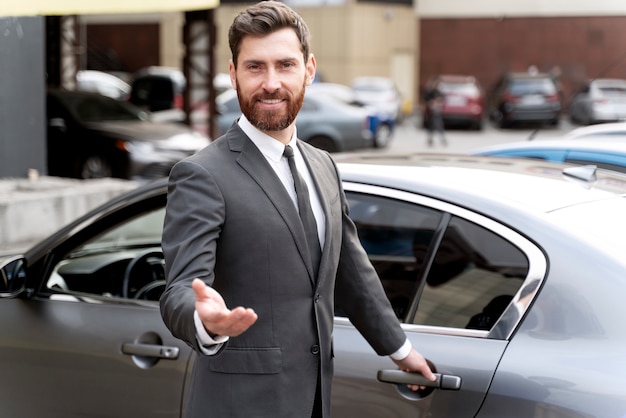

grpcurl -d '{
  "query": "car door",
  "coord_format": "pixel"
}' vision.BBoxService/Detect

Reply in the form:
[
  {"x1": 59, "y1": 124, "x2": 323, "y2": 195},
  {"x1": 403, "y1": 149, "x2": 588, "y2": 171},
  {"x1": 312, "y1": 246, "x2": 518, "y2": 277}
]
[
  {"x1": 332, "y1": 183, "x2": 545, "y2": 417},
  {"x1": 0, "y1": 204, "x2": 192, "y2": 418}
]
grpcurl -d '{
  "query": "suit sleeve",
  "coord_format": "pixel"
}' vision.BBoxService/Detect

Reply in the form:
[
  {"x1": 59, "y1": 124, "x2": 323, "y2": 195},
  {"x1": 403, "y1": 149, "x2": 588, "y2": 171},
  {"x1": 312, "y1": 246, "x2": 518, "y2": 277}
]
[
  {"x1": 330, "y1": 160, "x2": 407, "y2": 356},
  {"x1": 159, "y1": 159, "x2": 226, "y2": 352}
]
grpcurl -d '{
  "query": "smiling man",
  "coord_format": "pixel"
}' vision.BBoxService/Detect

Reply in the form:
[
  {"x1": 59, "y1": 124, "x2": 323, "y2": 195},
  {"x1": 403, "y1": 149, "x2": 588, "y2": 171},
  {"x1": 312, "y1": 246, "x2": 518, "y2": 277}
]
[{"x1": 159, "y1": 2, "x2": 435, "y2": 417}]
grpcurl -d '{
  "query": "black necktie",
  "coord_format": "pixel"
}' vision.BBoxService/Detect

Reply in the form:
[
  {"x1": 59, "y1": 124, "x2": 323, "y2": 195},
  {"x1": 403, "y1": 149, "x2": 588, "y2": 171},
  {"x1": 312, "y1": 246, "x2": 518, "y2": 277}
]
[{"x1": 284, "y1": 145, "x2": 321, "y2": 276}]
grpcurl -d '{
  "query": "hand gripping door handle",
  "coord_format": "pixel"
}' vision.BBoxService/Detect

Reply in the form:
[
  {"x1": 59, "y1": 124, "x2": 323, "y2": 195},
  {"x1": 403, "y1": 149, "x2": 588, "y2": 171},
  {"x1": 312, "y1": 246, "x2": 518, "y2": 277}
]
[
  {"x1": 121, "y1": 342, "x2": 180, "y2": 360},
  {"x1": 377, "y1": 369, "x2": 462, "y2": 390}
]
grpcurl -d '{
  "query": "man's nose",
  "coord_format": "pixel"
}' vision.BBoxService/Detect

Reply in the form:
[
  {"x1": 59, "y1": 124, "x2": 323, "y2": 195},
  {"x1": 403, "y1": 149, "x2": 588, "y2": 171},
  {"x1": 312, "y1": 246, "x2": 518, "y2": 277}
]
[{"x1": 262, "y1": 68, "x2": 281, "y2": 92}]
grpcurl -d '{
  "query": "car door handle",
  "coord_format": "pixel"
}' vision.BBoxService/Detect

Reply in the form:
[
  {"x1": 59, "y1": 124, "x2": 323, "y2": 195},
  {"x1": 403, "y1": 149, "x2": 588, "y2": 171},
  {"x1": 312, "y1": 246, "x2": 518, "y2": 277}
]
[
  {"x1": 121, "y1": 342, "x2": 180, "y2": 360},
  {"x1": 377, "y1": 369, "x2": 462, "y2": 390}
]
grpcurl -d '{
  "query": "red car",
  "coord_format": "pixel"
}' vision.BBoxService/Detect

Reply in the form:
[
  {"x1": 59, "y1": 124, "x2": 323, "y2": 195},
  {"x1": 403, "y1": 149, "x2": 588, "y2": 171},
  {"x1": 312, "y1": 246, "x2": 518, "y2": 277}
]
[{"x1": 422, "y1": 75, "x2": 485, "y2": 130}]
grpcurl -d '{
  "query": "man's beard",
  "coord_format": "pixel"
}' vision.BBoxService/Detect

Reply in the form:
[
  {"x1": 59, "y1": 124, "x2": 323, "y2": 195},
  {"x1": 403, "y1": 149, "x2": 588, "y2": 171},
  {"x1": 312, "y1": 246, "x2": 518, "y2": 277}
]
[{"x1": 237, "y1": 79, "x2": 306, "y2": 132}]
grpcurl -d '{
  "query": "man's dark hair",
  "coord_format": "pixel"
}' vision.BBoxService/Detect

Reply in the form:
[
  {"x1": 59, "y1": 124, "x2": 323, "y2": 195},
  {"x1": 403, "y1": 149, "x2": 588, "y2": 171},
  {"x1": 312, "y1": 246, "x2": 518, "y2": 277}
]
[{"x1": 228, "y1": 1, "x2": 311, "y2": 68}]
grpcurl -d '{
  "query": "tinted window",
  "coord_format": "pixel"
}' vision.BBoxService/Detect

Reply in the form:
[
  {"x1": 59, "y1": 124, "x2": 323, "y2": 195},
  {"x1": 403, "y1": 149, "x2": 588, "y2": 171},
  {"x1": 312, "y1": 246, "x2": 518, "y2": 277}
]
[
  {"x1": 345, "y1": 192, "x2": 443, "y2": 320},
  {"x1": 345, "y1": 191, "x2": 529, "y2": 332},
  {"x1": 414, "y1": 216, "x2": 528, "y2": 330}
]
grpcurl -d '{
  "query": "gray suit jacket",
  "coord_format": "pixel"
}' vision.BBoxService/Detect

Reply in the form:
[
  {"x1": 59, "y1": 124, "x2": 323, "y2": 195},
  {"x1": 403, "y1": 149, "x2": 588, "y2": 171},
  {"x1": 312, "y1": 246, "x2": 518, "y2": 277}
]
[{"x1": 160, "y1": 123, "x2": 406, "y2": 418}]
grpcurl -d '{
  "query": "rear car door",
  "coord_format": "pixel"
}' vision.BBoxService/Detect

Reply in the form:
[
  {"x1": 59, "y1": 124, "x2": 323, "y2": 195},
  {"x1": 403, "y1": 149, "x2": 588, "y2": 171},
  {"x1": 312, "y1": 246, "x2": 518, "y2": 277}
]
[
  {"x1": 0, "y1": 203, "x2": 191, "y2": 418},
  {"x1": 332, "y1": 183, "x2": 545, "y2": 417}
]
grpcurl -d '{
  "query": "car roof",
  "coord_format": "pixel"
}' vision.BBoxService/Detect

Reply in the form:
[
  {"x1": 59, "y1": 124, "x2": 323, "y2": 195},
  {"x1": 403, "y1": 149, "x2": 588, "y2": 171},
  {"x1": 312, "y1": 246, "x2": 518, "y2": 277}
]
[
  {"x1": 336, "y1": 153, "x2": 626, "y2": 213},
  {"x1": 506, "y1": 72, "x2": 552, "y2": 79},
  {"x1": 564, "y1": 122, "x2": 626, "y2": 139},
  {"x1": 434, "y1": 74, "x2": 478, "y2": 84},
  {"x1": 474, "y1": 137, "x2": 626, "y2": 154},
  {"x1": 590, "y1": 78, "x2": 626, "y2": 87}
]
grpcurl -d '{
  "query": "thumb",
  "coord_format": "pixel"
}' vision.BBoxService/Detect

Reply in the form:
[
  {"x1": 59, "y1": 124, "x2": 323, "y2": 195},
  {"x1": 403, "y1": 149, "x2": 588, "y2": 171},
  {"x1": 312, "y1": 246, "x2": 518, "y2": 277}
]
[{"x1": 192, "y1": 278, "x2": 211, "y2": 301}]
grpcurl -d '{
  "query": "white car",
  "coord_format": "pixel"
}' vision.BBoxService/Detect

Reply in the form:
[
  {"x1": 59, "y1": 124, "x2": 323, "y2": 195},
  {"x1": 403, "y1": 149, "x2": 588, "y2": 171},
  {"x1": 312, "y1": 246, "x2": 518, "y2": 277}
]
[
  {"x1": 563, "y1": 121, "x2": 626, "y2": 139},
  {"x1": 76, "y1": 70, "x2": 131, "y2": 100},
  {"x1": 569, "y1": 78, "x2": 626, "y2": 125},
  {"x1": 351, "y1": 76, "x2": 404, "y2": 123}
]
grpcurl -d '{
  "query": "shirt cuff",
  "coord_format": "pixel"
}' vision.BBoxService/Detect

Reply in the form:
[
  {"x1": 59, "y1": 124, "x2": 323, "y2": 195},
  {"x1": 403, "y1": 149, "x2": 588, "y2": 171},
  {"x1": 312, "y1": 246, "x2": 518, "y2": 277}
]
[
  {"x1": 194, "y1": 310, "x2": 229, "y2": 355},
  {"x1": 389, "y1": 339, "x2": 412, "y2": 361}
]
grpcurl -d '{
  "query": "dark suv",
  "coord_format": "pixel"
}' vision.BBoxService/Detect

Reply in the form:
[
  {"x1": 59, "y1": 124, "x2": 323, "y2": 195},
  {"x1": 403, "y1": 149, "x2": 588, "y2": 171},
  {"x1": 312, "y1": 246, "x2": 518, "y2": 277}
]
[
  {"x1": 129, "y1": 66, "x2": 186, "y2": 114},
  {"x1": 488, "y1": 72, "x2": 561, "y2": 128}
]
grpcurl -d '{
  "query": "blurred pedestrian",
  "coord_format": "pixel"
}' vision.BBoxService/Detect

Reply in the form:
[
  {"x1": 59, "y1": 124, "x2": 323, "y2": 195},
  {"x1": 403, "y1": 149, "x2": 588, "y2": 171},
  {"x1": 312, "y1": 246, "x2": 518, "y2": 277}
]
[{"x1": 424, "y1": 86, "x2": 447, "y2": 147}]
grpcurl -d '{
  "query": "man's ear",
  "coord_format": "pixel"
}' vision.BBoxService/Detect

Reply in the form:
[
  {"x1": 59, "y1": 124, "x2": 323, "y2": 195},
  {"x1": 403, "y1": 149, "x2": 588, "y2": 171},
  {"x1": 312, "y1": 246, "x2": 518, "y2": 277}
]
[
  {"x1": 305, "y1": 53, "x2": 317, "y2": 86},
  {"x1": 229, "y1": 60, "x2": 237, "y2": 90}
]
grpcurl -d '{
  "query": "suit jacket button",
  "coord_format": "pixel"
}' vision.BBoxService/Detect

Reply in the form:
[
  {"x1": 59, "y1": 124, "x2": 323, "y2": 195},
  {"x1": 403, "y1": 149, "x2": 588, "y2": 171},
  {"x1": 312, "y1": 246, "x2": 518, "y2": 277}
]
[
  {"x1": 310, "y1": 345, "x2": 320, "y2": 355},
  {"x1": 314, "y1": 293, "x2": 321, "y2": 303}
]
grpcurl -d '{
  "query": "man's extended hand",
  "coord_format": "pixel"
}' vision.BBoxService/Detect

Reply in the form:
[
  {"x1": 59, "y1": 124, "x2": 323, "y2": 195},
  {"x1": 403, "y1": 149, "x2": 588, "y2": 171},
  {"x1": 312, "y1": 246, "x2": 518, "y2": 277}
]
[
  {"x1": 192, "y1": 278, "x2": 258, "y2": 338},
  {"x1": 391, "y1": 348, "x2": 437, "y2": 391}
]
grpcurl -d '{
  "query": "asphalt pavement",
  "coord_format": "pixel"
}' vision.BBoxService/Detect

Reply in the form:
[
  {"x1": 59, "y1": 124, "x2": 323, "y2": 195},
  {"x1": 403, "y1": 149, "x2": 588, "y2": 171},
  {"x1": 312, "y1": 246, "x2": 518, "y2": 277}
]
[{"x1": 362, "y1": 114, "x2": 575, "y2": 156}]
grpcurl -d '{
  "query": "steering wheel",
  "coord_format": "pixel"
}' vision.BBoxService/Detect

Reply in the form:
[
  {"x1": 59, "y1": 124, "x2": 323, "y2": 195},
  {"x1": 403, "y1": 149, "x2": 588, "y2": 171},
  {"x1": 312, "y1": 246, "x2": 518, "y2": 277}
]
[
  {"x1": 133, "y1": 280, "x2": 167, "y2": 301},
  {"x1": 122, "y1": 250, "x2": 165, "y2": 299}
]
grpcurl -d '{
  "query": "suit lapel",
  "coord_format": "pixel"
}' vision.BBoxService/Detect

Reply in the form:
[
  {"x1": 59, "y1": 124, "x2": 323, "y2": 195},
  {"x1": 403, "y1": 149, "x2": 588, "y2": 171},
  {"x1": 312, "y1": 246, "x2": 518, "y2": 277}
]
[{"x1": 227, "y1": 126, "x2": 318, "y2": 285}]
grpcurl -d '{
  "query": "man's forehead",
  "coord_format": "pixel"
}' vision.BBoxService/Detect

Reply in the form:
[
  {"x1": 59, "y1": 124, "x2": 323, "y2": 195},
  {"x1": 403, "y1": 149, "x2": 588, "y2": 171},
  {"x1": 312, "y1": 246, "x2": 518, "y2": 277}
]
[{"x1": 238, "y1": 28, "x2": 303, "y2": 57}]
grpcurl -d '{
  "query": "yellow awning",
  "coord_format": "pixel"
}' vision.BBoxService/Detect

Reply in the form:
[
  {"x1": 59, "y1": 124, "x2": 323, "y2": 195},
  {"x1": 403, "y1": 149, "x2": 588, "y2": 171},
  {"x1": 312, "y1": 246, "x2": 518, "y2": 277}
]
[{"x1": 2, "y1": 0, "x2": 219, "y2": 17}]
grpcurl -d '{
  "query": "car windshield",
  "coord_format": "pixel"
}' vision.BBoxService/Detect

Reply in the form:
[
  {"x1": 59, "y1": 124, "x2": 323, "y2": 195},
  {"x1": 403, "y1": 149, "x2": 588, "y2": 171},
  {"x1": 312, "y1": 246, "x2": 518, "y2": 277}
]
[{"x1": 55, "y1": 92, "x2": 147, "y2": 122}]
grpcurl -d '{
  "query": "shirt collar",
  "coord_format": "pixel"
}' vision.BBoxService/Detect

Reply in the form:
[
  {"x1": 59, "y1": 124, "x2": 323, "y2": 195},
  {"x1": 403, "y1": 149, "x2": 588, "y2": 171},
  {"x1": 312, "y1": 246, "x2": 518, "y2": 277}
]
[{"x1": 238, "y1": 114, "x2": 299, "y2": 162}]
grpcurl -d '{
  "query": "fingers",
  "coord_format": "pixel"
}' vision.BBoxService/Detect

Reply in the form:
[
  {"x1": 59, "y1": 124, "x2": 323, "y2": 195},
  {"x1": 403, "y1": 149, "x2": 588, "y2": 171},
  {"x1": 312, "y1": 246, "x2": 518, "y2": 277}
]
[{"x1": 192, "y1": 278, "x2": 258, "y2": 337}]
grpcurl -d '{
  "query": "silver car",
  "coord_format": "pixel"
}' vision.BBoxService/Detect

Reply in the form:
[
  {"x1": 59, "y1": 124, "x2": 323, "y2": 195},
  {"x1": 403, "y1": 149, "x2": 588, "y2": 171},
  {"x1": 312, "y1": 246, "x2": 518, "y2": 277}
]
[
  {"x1": 2, "y1": 154, "x2": 626, "y2": 417},
  {"x1": 569, "y1": 78, "x2": 626, "y2": 125},
  {"x1": 216, "y1": 89, "x2": 375, "y2": 153}
]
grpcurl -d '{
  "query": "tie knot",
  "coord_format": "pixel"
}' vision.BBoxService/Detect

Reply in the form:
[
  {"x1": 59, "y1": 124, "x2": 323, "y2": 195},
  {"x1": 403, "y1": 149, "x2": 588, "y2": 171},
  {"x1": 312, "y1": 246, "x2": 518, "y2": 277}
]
[{"x1": 283, "y1": 145, "x2": 295, "y2": 159}]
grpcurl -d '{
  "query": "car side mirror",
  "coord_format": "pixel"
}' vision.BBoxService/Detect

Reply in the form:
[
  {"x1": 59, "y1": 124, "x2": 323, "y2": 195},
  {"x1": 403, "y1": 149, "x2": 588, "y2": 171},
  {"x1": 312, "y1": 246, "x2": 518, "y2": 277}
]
[
  {"x1": 48, "y1": 117, "x2": 67, "y2": 132},
  {"x1": 0, "y1": 256, "x2": 27, "y2": 296}
]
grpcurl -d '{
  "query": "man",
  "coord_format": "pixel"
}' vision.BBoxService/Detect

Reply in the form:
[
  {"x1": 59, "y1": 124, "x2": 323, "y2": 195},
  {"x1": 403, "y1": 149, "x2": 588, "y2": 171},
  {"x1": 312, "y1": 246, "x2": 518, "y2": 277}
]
[{"x1": 160, "y1": 2, "x2": 435, "y2": 417}]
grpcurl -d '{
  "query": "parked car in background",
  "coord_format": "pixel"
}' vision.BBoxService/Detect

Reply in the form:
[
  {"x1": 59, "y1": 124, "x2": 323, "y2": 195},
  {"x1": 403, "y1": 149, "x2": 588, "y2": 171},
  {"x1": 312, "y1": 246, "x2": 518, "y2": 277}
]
[
  {"x1": 216, "y1": 88, "x2": 375, "y2": 152},
  {"x1": 47, "y1": 89, "x2": 210, "y2": 181},
  {"x1": 129, "y1": 66, "x2": 186, "y2": 122},
  {"x1": 488, "y1": 71, "x2": 561, "y2": 128},
  {"x1": 564, "y1": 121, "x2": 626, "y2": 139},
  {"x1": 473, "y1": 137, "x2": 626, "y2": 174},
  {"x1": 3, "y1": 153, "x2": 626, "y2": 417},
  {"x1": 307, "y1": 82, "x2": 394, "y2": 148},
  {"x1": 76, "y1": 70, "x2": 131, "y2": 100},
  {"x1": 422, "y1": 75, "x2": 484, "y2": 130},
  {"x1": 568, "y1": 78, "x2": 626, "y2": 125},
  {"x1": 351, "y1": 76, "x2": 404, "y2": 123}
]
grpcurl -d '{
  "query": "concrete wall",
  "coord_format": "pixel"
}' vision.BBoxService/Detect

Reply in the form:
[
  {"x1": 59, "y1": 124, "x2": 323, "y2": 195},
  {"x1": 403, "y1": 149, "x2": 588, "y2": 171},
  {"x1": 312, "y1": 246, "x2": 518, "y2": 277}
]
[{"x1": 0, "y1": 177, "x2": 138, "y2": 252}]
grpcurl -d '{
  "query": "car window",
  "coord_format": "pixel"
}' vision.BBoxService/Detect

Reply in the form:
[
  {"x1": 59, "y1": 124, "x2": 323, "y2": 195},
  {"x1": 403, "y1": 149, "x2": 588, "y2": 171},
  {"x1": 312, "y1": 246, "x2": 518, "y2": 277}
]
[
  {"x1": 344, "y1": 191, "x2": 529, "y2": 333},
  {"x1": 414, "y1": 216, "x2": 528, "y2": 330},
  {"x1": 439, "y1": 82, "x2": 479, "y2": 96},
  {"x1": 345, "y1": 192, "x2": 443, "y2": 320},
  {"x1": 46, "y1": 207, "x2": 166, "y2": 302},
  {"x1": 565, "y1": 156, "x2": 626, "y2": 174},
  {"x1": 509, "y1": 78, "x2": 556, "y2": 95}
]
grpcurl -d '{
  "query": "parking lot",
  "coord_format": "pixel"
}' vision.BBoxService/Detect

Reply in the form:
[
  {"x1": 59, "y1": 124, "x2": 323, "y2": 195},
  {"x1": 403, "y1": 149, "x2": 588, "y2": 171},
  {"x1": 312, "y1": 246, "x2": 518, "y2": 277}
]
[{"x1": 361, "y1": 115, "x2": 577, "y2": 156}]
